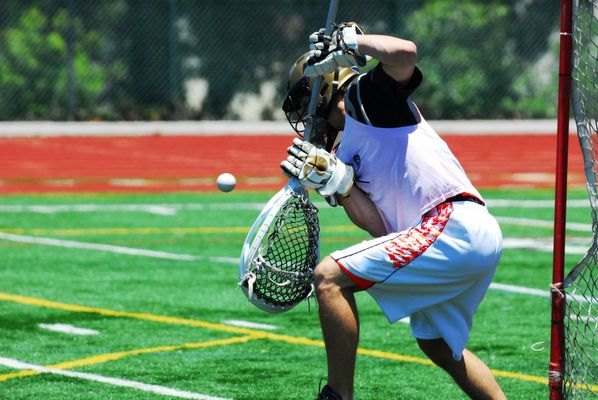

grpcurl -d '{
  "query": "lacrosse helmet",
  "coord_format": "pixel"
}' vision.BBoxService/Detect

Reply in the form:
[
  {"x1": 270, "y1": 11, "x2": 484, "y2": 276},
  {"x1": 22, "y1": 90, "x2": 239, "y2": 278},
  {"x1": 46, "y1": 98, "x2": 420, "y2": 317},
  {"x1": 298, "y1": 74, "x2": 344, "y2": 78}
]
[{"x1": 282, "y1": 51, "x2": 359, "y2": 136}]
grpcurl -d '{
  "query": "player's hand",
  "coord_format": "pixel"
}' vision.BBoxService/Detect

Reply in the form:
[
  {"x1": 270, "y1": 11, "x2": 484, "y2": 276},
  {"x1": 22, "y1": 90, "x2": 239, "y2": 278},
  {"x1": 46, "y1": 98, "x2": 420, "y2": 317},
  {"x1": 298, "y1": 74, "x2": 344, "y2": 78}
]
[
  {"x1": 304, "y1": 23, "x2": 367, "y2": 77},
  {"x1": 281, "y1": 138, "x2": 354, "y2": 197},
  {"x1": 306, "y1": 28, "x2": 332, "y2": 62}
]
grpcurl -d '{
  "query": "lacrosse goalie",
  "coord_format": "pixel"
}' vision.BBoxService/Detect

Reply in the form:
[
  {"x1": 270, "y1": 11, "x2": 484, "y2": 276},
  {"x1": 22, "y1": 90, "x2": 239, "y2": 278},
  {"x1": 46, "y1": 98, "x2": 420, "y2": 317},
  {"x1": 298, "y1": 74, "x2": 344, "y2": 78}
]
[{"x1": 281, "y1": 22, "x2": 506, "y2": 400}]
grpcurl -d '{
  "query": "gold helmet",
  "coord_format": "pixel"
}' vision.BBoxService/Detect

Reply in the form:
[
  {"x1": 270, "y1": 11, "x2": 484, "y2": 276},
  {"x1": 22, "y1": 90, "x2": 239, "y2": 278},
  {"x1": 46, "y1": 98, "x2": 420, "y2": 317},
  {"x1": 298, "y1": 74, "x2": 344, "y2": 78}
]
[{"x1": 282, "y1": 51, "x2": 359, "y2": 136}]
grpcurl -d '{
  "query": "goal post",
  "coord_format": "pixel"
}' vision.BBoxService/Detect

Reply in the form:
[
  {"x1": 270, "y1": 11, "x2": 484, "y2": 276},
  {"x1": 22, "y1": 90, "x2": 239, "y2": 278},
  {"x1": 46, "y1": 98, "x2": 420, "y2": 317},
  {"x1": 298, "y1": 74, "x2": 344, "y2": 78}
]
[{"x1": 550, "y1": 0, "x2": 598, "y2": 399}]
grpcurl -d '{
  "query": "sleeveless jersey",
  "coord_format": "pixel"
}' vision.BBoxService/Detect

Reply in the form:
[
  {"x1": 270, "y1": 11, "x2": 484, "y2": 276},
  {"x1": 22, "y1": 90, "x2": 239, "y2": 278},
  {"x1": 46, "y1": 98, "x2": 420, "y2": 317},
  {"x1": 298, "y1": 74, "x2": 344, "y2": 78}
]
[{"x1": 335, "y1": 115, "x2": 483, "y2": 233}]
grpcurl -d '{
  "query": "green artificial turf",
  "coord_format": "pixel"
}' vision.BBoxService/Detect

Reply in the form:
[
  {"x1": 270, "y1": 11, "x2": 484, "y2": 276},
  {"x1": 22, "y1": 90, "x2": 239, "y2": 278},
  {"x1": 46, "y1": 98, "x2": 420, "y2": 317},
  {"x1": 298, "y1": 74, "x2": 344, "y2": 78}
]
[{"x1": 0, "y1": 188, "x2": 592, "y2": 399}]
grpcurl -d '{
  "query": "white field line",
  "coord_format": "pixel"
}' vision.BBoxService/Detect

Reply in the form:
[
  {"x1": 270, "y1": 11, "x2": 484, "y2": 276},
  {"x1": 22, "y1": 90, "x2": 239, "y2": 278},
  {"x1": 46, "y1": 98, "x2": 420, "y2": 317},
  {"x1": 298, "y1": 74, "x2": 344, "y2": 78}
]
[
  {"x1": 38, "y1": 323, "x2": 99, "y2": 336},
  {"x1": 496, "y1": 216, "x2": 591, "y2": 232},
  {"x1": 489, "y1": 282, "x2": 548, "y2": 298},
  {"x1": 0, "y1": 232, "x2": 200, "y2": 261},
  {"x1": 0, "y1": 357, "x2": 231, "y2": 400},
  {"x1": 574, "y1": 315, "x2": 598, "y2": 324},
  {"x1": 502, "y1": 237, "x2": 590, "y2": 254},
  {"x1": 2, "y1": 229, "x2": 589, "y2": 261},
  {"x1": 207, "y1": 256, "x2": 240, "y2": 264},
  {"x1": 0, "y1": 228, "x2": 591, "y2": 303},
  {"x1": 486, "y1": 199, "x2": 589, "y2": 208},
  {"x1": 0, "y1": 203, "x2": 264, "y2": 215},
  {"x1": 221, "y1": 320, "x2": 278, "y2": 331},
  {"x1": 0, "y1": 232, "x2": 588, "y2": 303},
  {"x1": 0, "y1": 119, "x2": 576, "y2": 137},
  {"x1": 0, "y1": 231, "x2": 239, "y2": 264},
  {"x1": 0, "y1": 198, "x2": 590, "y2": 215},
  {"x1": 489, "y1": 282, "x2": 592, "y2": 304}
]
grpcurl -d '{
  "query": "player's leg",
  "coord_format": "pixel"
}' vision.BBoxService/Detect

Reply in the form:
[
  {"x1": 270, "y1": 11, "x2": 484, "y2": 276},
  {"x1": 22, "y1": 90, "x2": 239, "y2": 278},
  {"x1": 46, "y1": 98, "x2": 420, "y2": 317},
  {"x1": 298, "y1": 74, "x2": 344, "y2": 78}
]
[
  {"x1": 417, "y1": 338, "x2": 506, "y2": 400},
  {"x1": 314, "y1": 255, "x2": 362, "y2": 400}
]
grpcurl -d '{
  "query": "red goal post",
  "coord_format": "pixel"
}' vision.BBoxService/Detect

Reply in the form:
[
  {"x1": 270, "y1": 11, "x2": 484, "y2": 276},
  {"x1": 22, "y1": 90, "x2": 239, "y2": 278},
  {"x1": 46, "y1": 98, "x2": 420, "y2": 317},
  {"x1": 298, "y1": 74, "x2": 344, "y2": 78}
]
[
  {"x1": 549, "y1": 0, "x2": 572, "y2": 397},
  {"x1": 550, "y1": 0, "x2": 597, "y2": 399}
]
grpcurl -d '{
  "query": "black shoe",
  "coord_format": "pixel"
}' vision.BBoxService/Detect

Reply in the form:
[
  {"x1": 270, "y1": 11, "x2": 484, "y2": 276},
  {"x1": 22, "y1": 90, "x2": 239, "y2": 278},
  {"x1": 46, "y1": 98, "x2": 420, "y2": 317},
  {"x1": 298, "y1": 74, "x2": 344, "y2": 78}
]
[{"x1": 316, "y1": 384, "x2": 343, "y2": 400}]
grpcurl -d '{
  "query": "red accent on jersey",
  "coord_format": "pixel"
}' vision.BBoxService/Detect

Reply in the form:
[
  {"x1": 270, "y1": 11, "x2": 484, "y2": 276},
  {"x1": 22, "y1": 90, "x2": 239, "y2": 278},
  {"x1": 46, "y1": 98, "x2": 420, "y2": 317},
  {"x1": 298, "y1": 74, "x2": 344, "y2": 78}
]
[
  {"x1": 384, "y1": 203, "x2": 453, "y2": 269},
  {"x1": 337, "y1": 261, "x2": 376, "y2": 290}
]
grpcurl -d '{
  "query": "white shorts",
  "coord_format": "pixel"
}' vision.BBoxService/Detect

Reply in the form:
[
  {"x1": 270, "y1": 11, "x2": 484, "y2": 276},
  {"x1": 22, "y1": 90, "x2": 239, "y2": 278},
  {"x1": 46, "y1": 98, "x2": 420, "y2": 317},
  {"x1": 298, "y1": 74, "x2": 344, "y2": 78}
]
[{"x1": 330, "y1": 200, "x2": 503, "y2": 359}]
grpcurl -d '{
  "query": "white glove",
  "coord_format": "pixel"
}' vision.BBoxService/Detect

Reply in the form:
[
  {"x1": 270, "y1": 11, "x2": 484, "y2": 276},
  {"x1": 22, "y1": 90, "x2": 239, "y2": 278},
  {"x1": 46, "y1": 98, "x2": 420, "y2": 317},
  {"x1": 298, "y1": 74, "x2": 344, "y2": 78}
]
[
  {"x1": 281, "y1": 138, "x2": 354, "y2": 197},
  {"x1": 304, "y1": 23, "x2": 366, "y2": 78}
]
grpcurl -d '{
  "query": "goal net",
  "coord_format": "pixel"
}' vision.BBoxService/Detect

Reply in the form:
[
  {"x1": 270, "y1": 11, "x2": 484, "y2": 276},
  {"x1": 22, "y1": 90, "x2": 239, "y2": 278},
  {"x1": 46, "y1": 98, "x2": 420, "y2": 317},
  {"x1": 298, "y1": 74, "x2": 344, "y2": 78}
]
[{"x1": 563, "y1": 0, "x2": 598, "y2": 397}]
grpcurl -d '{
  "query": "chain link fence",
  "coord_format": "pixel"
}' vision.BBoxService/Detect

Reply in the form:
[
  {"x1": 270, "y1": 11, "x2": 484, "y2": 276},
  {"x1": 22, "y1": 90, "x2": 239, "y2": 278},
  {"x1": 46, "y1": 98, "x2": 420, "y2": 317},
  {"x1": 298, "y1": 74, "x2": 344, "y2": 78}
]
[{"x1": 0, "y1": 0, "x2": 561, "y2": 121}]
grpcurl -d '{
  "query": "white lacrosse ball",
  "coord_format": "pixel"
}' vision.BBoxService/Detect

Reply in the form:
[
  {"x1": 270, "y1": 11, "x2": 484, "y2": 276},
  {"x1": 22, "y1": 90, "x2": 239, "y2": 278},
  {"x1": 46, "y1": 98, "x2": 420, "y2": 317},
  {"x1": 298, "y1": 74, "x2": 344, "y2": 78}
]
[{"x1": 216, "y1": 173, "x2": 236, "y2": 192}]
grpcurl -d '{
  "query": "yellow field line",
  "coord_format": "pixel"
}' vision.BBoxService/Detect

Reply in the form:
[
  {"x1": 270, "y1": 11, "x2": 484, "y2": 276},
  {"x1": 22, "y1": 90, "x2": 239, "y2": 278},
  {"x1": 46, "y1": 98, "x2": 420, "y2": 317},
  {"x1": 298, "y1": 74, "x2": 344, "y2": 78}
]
[
  {"x1": 356, "y1": 348, "x2": 434, "y2": 366},
  {"x1": 0, "y1": 227, "x2": 249, "y2": 236},
  {"x1": 0, "y1": 225, "x2": 360, "y2": 236},
  {"x1": 0, "y1": 291, "x2": 581, "y2": 389},
  {"x1": 0, "y1": 292, "x2": 260, "y2": 336},
  {"x1": 0, "y1": 335, "x2": 261, "y2": 383}
]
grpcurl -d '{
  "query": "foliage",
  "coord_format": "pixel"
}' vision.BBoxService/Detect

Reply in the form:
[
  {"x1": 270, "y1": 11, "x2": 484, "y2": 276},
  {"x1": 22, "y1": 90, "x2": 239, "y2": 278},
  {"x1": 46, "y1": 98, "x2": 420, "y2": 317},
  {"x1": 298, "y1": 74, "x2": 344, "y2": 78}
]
[
  {"x1": 0, "y1": 1, "x2": 563, "y2": 120},
  {"x1": 503, "y1": 36, "x2": 559, "y2": 118},
  {"x1": 0, "y1": 6, "x2": 126, "y2": 120},
  {"x1": 405, "y1": 1, "x2": 514, "y2": 119},
  {"x1": 405, "y1": 0, "x2": 560, "y2": 119}
]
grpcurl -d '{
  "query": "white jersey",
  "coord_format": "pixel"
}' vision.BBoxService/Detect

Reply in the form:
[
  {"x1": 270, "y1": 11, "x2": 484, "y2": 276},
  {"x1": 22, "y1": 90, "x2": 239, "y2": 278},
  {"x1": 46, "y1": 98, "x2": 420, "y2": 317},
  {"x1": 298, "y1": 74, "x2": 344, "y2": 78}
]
[
  {"x1": 335, "y1": 114, "x2": 482, "y2": 233},
  {"x1": 329, "y1": 67, "x2": 500, "y2": 361}
]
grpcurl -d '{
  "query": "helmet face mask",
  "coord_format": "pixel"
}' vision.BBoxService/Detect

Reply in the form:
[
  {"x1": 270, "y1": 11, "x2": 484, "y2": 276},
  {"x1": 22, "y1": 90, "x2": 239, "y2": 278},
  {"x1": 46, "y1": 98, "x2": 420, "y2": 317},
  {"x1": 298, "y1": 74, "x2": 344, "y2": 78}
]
[
  {"x1": 282, "y1": 52, "x2": 359, "y2": 137},
  {"x1": 282, "y1": 76, "x2": 311, "y2": 135}
]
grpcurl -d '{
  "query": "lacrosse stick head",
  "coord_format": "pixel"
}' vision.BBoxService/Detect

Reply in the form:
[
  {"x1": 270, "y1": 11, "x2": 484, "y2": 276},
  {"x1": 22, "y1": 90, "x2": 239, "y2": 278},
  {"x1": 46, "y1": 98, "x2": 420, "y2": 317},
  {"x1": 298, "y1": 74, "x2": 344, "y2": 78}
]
[{"x1": 239, "y1": 179, "x2": 320, "y2": 313}]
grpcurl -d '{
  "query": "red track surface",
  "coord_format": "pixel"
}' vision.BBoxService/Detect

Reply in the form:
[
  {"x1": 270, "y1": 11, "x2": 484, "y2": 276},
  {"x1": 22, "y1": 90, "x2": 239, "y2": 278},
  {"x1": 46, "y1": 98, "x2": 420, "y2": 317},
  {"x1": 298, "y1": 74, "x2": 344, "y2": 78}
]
[{"x1": 0, "y1": 134, "x2": 585, "y2": 194}]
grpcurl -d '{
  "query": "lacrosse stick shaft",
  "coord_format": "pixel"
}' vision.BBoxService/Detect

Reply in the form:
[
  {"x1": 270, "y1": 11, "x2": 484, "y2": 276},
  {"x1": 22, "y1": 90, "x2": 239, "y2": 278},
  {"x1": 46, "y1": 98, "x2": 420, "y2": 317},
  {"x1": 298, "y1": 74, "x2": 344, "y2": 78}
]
[{"x1": 303, "y1": 0, "x2": 339, "y2": 143}]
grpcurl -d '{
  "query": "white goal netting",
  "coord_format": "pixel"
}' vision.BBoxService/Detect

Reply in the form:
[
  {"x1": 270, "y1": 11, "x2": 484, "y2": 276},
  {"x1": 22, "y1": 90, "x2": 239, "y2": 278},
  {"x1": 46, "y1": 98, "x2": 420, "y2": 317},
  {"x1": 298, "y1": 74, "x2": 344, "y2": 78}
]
[{"x1": 564, "y1": 0, "x2": 598, "y2": 397}]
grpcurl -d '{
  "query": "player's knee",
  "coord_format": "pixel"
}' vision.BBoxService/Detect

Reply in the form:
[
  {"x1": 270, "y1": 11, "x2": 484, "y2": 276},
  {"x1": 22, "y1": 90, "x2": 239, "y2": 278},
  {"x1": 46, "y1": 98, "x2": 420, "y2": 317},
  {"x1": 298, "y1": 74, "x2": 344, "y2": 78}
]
[
  {"x1": 314, "y1": 256, "x2": 360, "y2": 297},
  {"x1": 314, "y1": 256, "x2": 342, "y2": 292}
]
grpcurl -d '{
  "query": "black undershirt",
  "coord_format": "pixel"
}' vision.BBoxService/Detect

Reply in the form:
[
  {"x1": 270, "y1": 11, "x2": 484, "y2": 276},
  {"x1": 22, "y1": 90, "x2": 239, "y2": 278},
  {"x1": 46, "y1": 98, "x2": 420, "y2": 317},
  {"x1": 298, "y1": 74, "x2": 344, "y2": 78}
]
[{"x1": 344, "y1": 63, "x2": 423, "y2": 128}]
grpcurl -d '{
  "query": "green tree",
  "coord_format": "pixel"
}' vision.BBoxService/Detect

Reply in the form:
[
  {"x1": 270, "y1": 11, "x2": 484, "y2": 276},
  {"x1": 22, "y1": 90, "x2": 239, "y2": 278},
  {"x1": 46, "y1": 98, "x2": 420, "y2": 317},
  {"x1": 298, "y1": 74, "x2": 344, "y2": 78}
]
[
  {"x1": 404, "y1": 0, "x2": 518, "y2": 119},
  {"x1": 184, "y1": 0, "x2": 410, "y2": 119},
  {"x1": 0, "y1": 6, "x2": 126, "y2": 120},
  {"x1": 501, "y1": 0, "x2": 560, "y2": 118},
  {"x1": 503, "y1": 35, "x2": 559, "y2": 118},
  {"x1": 403, "y1": 0, "x2": 560, "y2": 119}
]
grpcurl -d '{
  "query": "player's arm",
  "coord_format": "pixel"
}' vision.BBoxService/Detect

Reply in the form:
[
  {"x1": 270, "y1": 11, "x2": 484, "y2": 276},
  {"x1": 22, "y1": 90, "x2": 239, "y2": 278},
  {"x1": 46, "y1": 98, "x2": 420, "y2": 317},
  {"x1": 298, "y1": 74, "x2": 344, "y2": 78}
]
[
  {"x1": 340, "y1": 185, "x2": 387, "y2": 237},
  {"x1": 355, "y1": 34, "x2": 417, "y2": 85},
  {"x1": 305, "y1": 24, "x2": 417, "y2": 85},
  {"x1": 281, "y1": 139, "x2": 387, "y2": 238}
]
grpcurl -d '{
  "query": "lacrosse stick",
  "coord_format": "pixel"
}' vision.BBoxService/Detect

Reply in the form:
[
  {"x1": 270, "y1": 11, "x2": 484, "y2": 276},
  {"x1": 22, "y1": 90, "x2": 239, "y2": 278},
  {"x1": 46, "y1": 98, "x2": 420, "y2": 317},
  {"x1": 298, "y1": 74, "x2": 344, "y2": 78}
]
[
  {"x1": 239, "y1": 0, "x2": 339, "y2": 312},
  {"x1": 239, "y1": 179, "x2": 320, "y2": 312}
]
